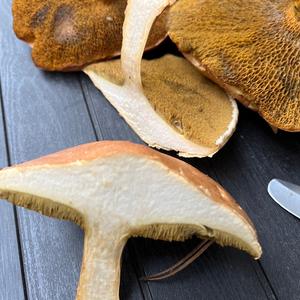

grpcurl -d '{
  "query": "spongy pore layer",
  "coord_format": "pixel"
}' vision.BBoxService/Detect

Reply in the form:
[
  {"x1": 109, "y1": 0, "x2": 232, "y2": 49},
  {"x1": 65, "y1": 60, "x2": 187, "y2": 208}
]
[
  {"x1": 168, "y1": 0, "x2": 300, "y2": 131},
  {"x1": 13, "y1": 0, "x2": 168, "y2": 70},
  {"x1": 89, "y1": 55, "x2": 236, "y2": 149}
]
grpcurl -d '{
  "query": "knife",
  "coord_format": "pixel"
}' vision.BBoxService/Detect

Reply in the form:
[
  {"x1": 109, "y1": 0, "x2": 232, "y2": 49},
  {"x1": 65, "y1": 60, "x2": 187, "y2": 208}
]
[{"x1": 268, "y1": 179, "x2": 300, "y2": 219}]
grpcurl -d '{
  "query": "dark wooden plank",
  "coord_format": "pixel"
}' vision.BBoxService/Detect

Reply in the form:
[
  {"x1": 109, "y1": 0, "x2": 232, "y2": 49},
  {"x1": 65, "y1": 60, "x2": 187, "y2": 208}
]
[
  {"x1": 0, "y1": 2, "x2": 145, "y2": 299},
  {"x1": 206, "y1": 106, "x2": 300, "y2": 299},
  {"x1": 120, "y1": 243, "x2": 151, "y2": 300},
  {"x1": 0, "y1": 4, "x2": 27, "y2": 300},
  {"x1": 81, "y1": 73, "x2": 275, "y2": 300},
  {"x1": 0, "y1": 91, "x2": 25, "y2": 300}
]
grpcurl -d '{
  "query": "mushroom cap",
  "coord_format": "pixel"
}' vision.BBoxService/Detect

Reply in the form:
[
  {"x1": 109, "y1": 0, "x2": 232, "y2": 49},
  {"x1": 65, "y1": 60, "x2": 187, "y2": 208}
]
[
  {"x1": 168, "y1": 0, "x2": 300, "y2": 131},
  {"x1": 12, "y1": 0, "x2": 168, "y2": 71},
  {"x1": 0, "y1": 141, "x2": 261, "y2": 299}
]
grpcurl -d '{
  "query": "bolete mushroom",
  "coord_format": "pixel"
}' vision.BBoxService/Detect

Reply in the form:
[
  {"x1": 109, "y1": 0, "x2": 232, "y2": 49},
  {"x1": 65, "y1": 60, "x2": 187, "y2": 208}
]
[
  {"x1": 12, "y1": 0, "x2": 168, "y2": 70},
  {"x1": 84, "y1": 0, "x2": 238, "y2": 158},
  {"x1": 0, "y1": 141, "x2": 261, "y2": 299},
  {"x1": 168, "y1": 0, "x2": 300, "y2": 131}
]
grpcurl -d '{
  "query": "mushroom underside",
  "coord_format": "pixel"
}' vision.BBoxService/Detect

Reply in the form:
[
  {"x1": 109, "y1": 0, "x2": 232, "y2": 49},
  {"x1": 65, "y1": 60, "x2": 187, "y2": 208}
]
[{"x1": 168, "y1": 0, "x2": 300, "y2": 131}]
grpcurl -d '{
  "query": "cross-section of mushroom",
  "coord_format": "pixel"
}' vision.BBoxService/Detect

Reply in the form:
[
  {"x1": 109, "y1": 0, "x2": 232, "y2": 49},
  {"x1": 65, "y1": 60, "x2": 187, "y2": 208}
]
[
  {"x1": 168, "y1": 0, "x2": 300, "y2": 131},
  {"x1": 0, "y1": 141, "x2": 261, "y2": 300},
  {"x1": 12, "y1": 0, "x2": 167, "y2": 70},
  {"x1": 84, "y1": 0, "x2": 238, "y2": 158}
]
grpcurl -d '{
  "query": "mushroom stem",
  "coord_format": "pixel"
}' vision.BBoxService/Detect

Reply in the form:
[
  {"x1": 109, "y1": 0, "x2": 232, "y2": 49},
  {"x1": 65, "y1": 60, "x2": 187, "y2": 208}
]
[
  {"x1": 76, "y1": 226, "x2": 128, "y2": 300},
  {"x1": 121, "y1": 0, "x2": 174, "y2": 87}
]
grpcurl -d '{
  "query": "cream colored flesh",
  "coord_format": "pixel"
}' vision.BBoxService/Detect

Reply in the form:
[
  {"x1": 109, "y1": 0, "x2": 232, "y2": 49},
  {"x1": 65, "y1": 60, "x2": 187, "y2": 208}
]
[
  {"x1": 84, "y1": 0, "x2": 238, "y2": 158},
  {"x1": 0, "y1": 154, "x2": 260, "y2": 299}
]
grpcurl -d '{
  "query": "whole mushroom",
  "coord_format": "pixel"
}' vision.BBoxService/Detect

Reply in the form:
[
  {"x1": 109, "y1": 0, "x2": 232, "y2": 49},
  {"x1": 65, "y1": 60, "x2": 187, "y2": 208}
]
[{"x1": 0, "y1": 141, "x2": 261, "y2": 300}]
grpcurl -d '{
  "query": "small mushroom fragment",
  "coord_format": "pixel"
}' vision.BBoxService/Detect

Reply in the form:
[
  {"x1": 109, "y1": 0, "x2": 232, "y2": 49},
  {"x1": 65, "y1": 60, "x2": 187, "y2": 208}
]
[
  {"x1": 12, "y1": 0, "x2": 168, "y2": 70},
  {"x1": 0, "y1": 141, "x2": 261, "y2": 299},
  {"x1": 84, "y1": 0, "x2": 238, "y2": 158},
  {"x1": 168, "y1": 0, "x2": 300, "y2": 131}
]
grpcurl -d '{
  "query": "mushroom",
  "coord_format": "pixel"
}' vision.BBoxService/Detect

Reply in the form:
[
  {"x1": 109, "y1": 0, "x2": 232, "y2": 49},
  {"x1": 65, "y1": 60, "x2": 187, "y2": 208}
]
[
  {"x1": 12, "y1": 0, "x2": 168, "y2": 70},
  {"x1": 84, "y1": 0, "x2": 238, "y2": 158},
  {"x1": 0, "y1": 141, "x2": 262, "y2": 300},
  {"x1": 168, "y1": 0, "x2": 300, "y2": 131}
]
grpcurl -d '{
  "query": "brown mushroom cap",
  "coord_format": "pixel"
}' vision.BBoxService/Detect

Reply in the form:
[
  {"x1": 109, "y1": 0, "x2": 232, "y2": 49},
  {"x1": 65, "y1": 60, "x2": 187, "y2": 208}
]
[
  {"x1": 12, "y1": 0, "x2": 168, "y2": 71},
  {"x1": 168, "y1": 0, "x2": 300, "y2": 131}
]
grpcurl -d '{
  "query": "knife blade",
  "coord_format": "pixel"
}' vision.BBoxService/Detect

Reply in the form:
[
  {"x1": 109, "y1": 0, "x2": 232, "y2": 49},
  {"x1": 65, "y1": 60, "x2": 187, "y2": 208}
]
[{"x1": 268, "y1": 179, "x2": 300, "y2": 219}]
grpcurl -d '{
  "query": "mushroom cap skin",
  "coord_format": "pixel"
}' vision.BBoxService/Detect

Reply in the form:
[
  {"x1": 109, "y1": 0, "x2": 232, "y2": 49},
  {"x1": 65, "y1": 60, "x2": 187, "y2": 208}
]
[
  {"x1": 0, "y1": 141, "x2": 261, "y2": 300},
  {"x1": 84, "y1": 0, "x2": 238, "y2": 158},
  {"x1": 168, "y1": 0, "x2": 300, "y2": 131},
  {"x1": 12, "y1": 0, "x2": 168, "y2": 71}
]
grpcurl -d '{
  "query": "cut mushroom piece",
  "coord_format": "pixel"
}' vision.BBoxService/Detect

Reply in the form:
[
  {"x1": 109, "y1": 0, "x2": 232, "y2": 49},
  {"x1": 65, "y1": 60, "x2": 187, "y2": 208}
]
[
  {"x1": 85, "y1": 55, "x2": 238, "y2": 157},
  {"x1": 84, "y1": 0, "x2": 238, "y2": 158},
  {"x1": 0, "y1": 141, "x2": 262, "y2": 300},
  {"x1": 168, "y1": 0, "x2": 300, "y2": 132},
  {"x1": 12, "y1": 0, "x2": 168, "y2": 71}
]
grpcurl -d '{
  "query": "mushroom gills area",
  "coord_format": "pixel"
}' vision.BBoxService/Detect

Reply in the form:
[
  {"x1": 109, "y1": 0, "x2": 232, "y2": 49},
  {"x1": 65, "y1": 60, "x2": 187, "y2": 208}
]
[
  {"x1": 132, "y1": 223, "x2": 256, "y2": 255},
  {"x1": 13, "y1": 0, "x2": 168, "y2": 70},
  {"x1": 0, "y1": 189, "x2": 84, "y2": 227},
  {"x1": 90, "y1": 55, "x2": 235, "y2": 148},
  {"x1": 168, "y1": 0, "x2": 300, "y2": 131}
]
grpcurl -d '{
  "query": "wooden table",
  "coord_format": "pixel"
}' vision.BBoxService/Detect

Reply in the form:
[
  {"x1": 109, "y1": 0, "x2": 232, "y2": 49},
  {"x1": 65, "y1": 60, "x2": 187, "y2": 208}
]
[{"x1": 1, "y1": 1, "x2": 300, "y2": 299}]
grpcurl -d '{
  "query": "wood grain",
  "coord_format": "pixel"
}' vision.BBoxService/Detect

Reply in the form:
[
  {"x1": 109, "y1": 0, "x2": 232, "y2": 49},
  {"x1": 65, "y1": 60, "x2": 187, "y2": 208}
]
[
  {"x1": 0, "y1": 2, "x2": 26, "y2": 300},
  {"x1": 0, "y1": 92, "x2": 25, "y2": 300}
]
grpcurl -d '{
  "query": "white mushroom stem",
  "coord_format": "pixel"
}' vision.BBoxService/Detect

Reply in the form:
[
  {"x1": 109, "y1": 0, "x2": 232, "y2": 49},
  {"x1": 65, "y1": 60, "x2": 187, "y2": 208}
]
[
  {"x1": 121, "y1": 0, "x2": 175, "y2": 86},
  {"x1": 77, "y1": 225, "x2": 128, "y2": 300}
]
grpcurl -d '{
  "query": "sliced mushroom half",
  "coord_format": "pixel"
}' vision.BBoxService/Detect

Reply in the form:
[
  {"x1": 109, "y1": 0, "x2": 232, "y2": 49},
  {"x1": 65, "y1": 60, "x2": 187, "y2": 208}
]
[{"x1": 0, "y1": 141, "x2": 262, "y2": 300}]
